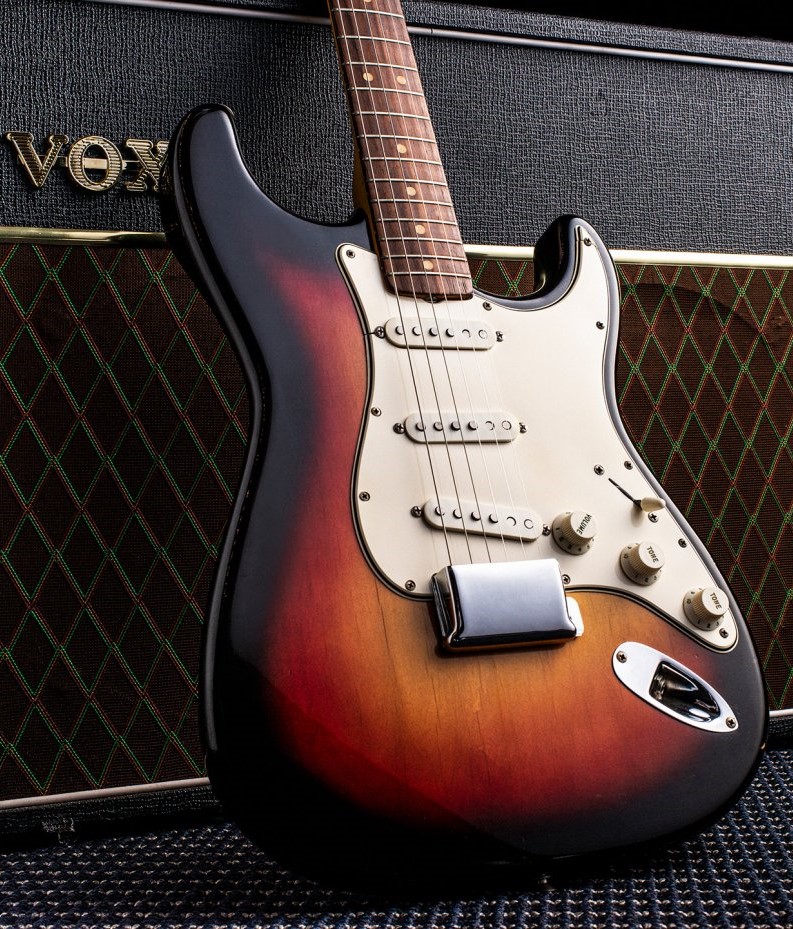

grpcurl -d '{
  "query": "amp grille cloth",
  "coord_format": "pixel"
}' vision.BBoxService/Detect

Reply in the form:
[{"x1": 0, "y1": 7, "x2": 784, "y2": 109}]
[{"x1": 0, "y1": 242, "x2": 790, "y2": 807}]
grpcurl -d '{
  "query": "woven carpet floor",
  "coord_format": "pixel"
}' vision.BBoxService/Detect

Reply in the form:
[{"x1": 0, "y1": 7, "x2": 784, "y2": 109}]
[{"x1": 1, "y1": 750, "x2": 792, "y2": 929}]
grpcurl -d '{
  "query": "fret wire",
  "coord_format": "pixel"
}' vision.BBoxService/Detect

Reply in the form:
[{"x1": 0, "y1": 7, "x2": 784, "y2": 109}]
[
  {"x1": 367, "y1": 156, "x2": 442, "y2": 165},
  {"x1": 373, "y1": 197, "x2": 454, "y2": 207},
  {"x1": 389, "y1": 270, "x2": 473, "y2": 279},
  {"x1": 345, "y1": 61, "x2": 419, "y2": 72},
  {"x1": 335, "y1": 6, "x2": 403, "y2": 17},
  {"x1": 379, "y1": 219, "x2": 460, "y2": 229},
  {"x1": 356, "y1": 110, "x2": 431, "y2": 120},
  {"x1": 338, "y1": 34, "x2": 412, "y2": 46},
  {"x1": 348, "y1": 87, "x2": 424, "y2": 97},
  {"x1": 384, "y1": 254, "x2": 470, "y2": 263},
  {"x1": 386, "y1": 256, "x2": 469, "y2": 264},
  {"x1": 371, "y1": 178, "x2": 450, "y2": 187},
  {"x1": 381, "y1": 235, "x2": 462, "y2": 243},
  {"x1": 361, "y1": 133, "x2": 434, "y2": 142}
]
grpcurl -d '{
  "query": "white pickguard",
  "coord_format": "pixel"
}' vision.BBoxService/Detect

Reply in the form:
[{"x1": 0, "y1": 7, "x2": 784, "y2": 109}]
[{"x1": 338, "y1": 227, "x2": 737, "y2": 651}]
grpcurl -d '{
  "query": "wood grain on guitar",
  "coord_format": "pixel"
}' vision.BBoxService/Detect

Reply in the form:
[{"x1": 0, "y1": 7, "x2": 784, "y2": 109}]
[{"x1": 160, "y1": 0, "x2": 767, "y2": 885}]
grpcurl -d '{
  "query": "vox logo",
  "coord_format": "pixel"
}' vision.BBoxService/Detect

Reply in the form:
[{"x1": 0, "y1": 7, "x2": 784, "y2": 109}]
[{"x1": 4, "y1": 131, "x2": 168, "y2": 194}]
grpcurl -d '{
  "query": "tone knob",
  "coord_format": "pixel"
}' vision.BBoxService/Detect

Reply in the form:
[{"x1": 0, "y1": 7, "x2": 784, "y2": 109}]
[
  {"x1": 620, "y1": 541, "x2": 665, "y2": 584},
  {"x1": 552, "y1": 510, "x2": 598, "y2": 554},
  {"x1": 683, "y1": 586, "x2": 729, "y2": 630}
]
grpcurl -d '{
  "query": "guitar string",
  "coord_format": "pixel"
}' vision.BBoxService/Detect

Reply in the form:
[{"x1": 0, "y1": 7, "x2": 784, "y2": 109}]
[
  {"x1": 339, "y1": 0, "x2": 487, "y2": 567},
  {"x1": 392, "y1": 0, "x2": 530, "y2": 565},
  {"x1": 339, "y1": 0, "x2": 530, "y2": 571},
  {"x1": 365, "y1": 0, "x2": 516, "y2": 563},
  {"x1": 357, "y1": 0, "x2": 484, "y2": 566},
  {"x1": 356, "y1": 0, "x2": 499, "y2": 565},
  {"x1": 332, "y1": 0, "x2": 466, "y2": 566},
  {"x1": 338, "y1": 0, "x2": 533, "y2": 572},
  {"x1": 410, "y1": 202, "x2": 518, "y2": 561},
  {"x1": 463, "y1": 286, "x2": 532, "y2": 562},
  {"x1": 478, "y1": 256, "x2": 545, "y2": 560}
]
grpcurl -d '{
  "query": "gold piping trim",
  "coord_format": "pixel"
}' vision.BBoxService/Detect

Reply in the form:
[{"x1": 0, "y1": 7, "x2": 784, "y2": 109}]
[
  {"x1": 466, "y1": 242, "x2": 793, "y2": 269},
  {"x1": 2, "y1": 227, "x2": 793, "y2": 269},
  {"x1": 0, "y1": 777, "x2": 211, "y2": 810},
  {"x1": 0, "y1": 226, "x2": 166, "y2": 246}
]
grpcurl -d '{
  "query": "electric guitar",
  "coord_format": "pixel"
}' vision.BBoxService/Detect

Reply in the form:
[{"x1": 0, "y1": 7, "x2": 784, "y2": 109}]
[{"x1": 162, "y1": 0, "x2": 767, "y2": 883}]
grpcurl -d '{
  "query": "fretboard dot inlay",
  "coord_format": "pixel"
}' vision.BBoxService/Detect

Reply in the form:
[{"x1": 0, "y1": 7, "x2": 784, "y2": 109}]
[{"x1": 330, "y1": 0, "x2": 473, "y2": 300}]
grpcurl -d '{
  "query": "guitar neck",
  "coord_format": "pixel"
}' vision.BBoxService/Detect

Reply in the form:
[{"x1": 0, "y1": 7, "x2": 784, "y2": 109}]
[{"x1": 327, "y1": 0, "x2": 473, "y2": 300}]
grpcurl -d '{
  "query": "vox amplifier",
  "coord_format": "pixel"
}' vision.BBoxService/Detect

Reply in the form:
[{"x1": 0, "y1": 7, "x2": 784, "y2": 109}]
[{"x1": 1, "y1": 0, "x2": 791, "y2": 838}]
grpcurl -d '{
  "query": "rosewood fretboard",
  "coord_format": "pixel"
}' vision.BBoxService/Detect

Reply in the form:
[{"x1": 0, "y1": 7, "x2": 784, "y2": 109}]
[{"x1": 328, "y1": 0, "x2": 473, "y2": 300}]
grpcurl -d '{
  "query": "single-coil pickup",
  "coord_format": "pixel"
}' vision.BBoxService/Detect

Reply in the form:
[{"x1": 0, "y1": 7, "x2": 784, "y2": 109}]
[
  {"x1": 404, "y1": 412, "x2": 518, "y2": 443},
  {"x1": 384, "y1": 317, "x2": 496, "y2": 349},
  {"x1": 422, "y1": 499, "x2": 542, "y2": 542}
]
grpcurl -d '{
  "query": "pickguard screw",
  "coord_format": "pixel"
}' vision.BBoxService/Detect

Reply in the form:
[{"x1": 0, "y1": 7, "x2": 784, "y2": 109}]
[
  {"x1": 405, "y1": 579, "x2": 416, "y2": 591},
  {"x1": 371, "y1": 407, "x2": 381, "y2": 416},
  {"x1": 648, "y1": 513, "x2": 659, "y2": 523},
  {"x1": 374, "y1": 326, "x2": 385, "y2": 338},
  {"x1": 596, "y1": 321, "x2": 605, "y2": 330},
  {"x1": 720, "y1": 628, "x2": 730, "y2": 639},
  {"x1": 594, "y1": 464, "x2": 605, "y2": 475},
  {"x1": 496, "y1": 331, "x2": 504, "y2": 342},
  {"x1": 624, "y1": 461, "x2": 633, "y2": 470},
  {"x1": 410, "y1": 505, "x2": 422, "y2": 517},
  {"x1": 616, "y1": 650, "x2": 627, "y2": 663},
  {"x1": 483, "y1": 301, "x2": 492, "y2": 310},
  {"x1": 359, "y1": 491, "x2": 370, "y2": 501},
  {"x1": 678, "y1": 539, "x2": 688, "y2": 548},
  {"x1": 542, "y1": 525, "x2": 551, "y2": 536},
  {"x1": 726, "y1": 717, "x2": 737, "y2": 729},
  {"x1": 393, "y1": 422, "x2": 406, "y2": 434},
  {"x1": 519, "y1": 423, "x2": 527, "y2": 434},
  {"x1": 562, "y1": 574, "x2": 571, "y2": 585},
  {"x1": 346, "y1": 249, "x2": 355, "y2": 258},
  {"x1": 583, "y1": 237, "x2": 592, "y2": 246}
]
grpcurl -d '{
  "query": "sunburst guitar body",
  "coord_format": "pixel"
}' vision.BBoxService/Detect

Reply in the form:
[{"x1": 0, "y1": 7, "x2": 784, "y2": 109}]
[{"x1": 162, "y1": 0, "x2": 767, "y2": 884}]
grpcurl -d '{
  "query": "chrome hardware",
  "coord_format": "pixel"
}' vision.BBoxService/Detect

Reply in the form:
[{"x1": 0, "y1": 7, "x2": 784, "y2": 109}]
[
  {"x1": 612, "y1": 642, "x2": 738, "y2": 732},
  {"x1": 432, "y1": 560, "x2": 583, "y2": 651},
  {"x1": 608, "y1": 477, "x2": 666, "y2": 513}
]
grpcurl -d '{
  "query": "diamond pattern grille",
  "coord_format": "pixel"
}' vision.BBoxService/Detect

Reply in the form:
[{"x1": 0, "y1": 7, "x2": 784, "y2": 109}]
[
  {"x1": 0, "y1": 240, "x2": 249, "y2": 802},
  {"x1": 0, "y1": 241, "x2": 790, "y2": 806},
  {"x1": 471, "y1": 256, "x2": 793, "y2": 712}
]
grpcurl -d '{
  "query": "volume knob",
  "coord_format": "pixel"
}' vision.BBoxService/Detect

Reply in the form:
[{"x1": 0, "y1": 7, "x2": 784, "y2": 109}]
[
  {"x1": 683, "y1": 586, "x2": 729, "y2": 630},
  {"x1": 620, "y1": 541, "x2": 665, "y2": 584},
  {"x1": 552, "y1": 510, "x2": 598, "y2": 554}
]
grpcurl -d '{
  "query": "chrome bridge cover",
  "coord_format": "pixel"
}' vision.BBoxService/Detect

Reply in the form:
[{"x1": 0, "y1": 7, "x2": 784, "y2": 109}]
[{"x1": 432, "y1": 559, "x2": 583, "y2": 651}]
